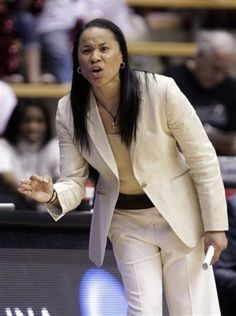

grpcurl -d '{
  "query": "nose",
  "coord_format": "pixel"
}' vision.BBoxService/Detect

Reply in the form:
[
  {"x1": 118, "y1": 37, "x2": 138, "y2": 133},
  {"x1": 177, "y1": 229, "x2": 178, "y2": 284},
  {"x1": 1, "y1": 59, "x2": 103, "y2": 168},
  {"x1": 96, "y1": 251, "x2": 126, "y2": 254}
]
[
  {"x1": 27, "y1": 120, "x2": 42, "y2": 131},
  {"x1": 90, "y1": 49, "x2": 101, "y2": 63}
]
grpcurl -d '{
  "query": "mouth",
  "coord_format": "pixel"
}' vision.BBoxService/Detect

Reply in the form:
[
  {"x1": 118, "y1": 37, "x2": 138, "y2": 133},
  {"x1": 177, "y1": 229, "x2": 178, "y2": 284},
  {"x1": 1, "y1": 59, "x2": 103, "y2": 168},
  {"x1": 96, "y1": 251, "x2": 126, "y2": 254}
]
[{"x1": 91, "y1": 66, "x2": 103, "y2": 75}]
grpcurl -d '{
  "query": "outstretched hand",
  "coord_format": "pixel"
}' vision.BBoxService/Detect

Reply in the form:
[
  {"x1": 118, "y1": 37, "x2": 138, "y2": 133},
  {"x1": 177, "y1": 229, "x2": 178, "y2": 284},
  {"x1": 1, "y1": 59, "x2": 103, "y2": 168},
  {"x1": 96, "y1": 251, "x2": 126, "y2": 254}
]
[{"x1": 18, "y1": 175, "x2": 54, "y2": 203}]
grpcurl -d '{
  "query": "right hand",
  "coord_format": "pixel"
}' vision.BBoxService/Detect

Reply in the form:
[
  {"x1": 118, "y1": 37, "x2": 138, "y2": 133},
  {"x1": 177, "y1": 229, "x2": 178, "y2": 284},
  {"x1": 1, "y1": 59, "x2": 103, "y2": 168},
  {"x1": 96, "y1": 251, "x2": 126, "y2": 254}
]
[{"x1": 18, "y1": 174, "x2": 54, "y2": 203}]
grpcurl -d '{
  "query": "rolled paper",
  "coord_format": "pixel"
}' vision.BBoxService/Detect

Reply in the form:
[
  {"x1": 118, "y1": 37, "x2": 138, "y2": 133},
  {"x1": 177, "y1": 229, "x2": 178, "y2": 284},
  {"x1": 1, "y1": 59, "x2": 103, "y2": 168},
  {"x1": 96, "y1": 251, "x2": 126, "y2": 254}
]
[
  {"x1": 0, "y1": 203, "x2": 15, "y2": 210},
  {"x1": 202, "y1": 245, "x2": 215, "y2": 270}
]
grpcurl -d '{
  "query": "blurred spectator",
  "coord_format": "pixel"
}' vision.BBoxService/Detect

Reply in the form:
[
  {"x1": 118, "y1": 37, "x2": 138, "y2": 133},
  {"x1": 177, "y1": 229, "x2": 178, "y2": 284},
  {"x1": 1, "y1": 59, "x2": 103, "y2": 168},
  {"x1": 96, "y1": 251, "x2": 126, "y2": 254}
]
[
  {"x1": 4, "y1": 0, "x2": 160, "y2": 82},
  {"x1": 0, "y1": 80, "x2": 17, "y2": 134},
  {"x1": 74, "y1": 0, "x2": 145, "y2": 41},
  {"x1": 0, "y1": 102, "x2": 59, "y2": 210},
  {"x1": 214, "y1": 193, "x2": 236, "y2": 316},
  {"x1": 35, "y1": 0, "x2": 78, "y2": 84},
  {"x1": 7, "y1": 0, "x2": 43, "y2": 83},
  {"x1": 0, "y1": 0, "x2": 21, "y2": 78},
  {"x1": 74, "y1": 0, "x2": 160, "y2": 73},
  {"x1": 163, "y1": 30, "x2": 236, "y2": 156}
]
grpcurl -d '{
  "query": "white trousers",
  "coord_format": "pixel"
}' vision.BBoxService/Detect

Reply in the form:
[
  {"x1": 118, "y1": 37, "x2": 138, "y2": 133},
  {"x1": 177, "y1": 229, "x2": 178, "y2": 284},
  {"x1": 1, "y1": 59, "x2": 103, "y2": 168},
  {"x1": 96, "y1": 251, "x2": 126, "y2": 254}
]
[{"x1": 108, "y1": 207, "x2": 221, "y2": 316}]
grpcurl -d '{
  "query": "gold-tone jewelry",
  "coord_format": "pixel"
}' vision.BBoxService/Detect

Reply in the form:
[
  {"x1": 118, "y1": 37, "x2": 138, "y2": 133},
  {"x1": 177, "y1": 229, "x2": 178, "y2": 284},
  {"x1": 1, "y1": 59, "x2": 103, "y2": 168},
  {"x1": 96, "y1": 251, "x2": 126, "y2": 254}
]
[{"x1": 95, "y1": 96, "x2": 119, "y2": 128}]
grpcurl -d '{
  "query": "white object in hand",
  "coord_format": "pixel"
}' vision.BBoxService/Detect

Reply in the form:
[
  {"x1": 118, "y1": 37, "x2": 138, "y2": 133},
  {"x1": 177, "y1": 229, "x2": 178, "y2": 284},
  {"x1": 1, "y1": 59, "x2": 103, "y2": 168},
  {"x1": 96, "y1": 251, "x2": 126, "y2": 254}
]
[{"x1": 202, "y1": 245, "x2": 215, "y2": 270}]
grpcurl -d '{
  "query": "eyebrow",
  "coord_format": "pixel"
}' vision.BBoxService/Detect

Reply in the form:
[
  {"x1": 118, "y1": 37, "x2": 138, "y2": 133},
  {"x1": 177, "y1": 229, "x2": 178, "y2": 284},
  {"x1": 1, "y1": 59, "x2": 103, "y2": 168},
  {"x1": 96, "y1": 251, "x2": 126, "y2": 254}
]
[{"x1": 80, "y1": 42, "x2": 108, "y2": 48}]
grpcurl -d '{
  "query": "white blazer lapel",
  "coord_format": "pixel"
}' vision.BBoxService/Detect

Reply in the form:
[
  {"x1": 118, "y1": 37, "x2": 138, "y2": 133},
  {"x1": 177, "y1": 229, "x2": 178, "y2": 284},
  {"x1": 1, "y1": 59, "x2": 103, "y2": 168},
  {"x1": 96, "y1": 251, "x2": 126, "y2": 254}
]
[{"x1": 87, "y1": 92, "x2": 119, "y2": 178}]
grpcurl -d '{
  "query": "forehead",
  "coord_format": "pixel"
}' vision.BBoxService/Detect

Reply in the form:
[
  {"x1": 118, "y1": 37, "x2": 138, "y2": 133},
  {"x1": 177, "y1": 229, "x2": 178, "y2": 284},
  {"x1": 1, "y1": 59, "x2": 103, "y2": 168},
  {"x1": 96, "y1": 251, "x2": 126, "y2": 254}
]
[
  {"x1": 203, "y1": 51, "x2": 234, "y2": 69},
  {"x1": 79, "y1": 27, "x2": 119, "y2": 46},
  {"x1": 23, "y1": 106, "x2": 45, "y2": 118}
]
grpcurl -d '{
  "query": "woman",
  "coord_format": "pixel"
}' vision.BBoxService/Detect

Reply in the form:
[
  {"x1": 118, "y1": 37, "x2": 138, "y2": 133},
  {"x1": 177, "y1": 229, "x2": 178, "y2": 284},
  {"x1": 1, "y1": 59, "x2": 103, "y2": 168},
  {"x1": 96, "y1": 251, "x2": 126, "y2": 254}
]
[
  {"x1": 0, "y1": 101, "x2": 59, "y2": 210},
  {"x1": 18, "y1": 19, "x2": 228, "y2": 315}
]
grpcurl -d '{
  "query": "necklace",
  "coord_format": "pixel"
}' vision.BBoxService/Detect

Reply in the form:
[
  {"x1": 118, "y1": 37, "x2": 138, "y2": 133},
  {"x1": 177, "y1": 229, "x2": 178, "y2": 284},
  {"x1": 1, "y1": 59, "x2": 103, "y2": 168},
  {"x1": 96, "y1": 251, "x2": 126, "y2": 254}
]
[{"x1": 95, "y1": 96, "x2": 119, "y2": 128}]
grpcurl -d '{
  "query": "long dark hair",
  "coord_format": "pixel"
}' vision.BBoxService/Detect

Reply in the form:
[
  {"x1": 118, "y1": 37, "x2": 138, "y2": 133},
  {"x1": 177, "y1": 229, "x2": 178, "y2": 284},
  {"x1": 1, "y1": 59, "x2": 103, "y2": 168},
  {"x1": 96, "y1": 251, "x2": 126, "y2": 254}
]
[
  {"x1": 70, "y1": 18, "x2": 141, "y2": 151},
  {"x1": 2, "y1": 101, "x2": 52, "y2": 146}
]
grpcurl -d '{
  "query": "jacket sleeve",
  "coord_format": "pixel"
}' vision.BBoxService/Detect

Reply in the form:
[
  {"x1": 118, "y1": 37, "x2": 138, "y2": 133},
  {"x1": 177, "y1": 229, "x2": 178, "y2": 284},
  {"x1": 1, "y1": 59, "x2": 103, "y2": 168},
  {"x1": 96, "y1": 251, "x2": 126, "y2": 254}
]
[
  {"x1": 165, "y1": 77, "x2": 228, "y2": 232},
  {"x1": 47, "y1": 95, "x2": 89, "y2": 221}
]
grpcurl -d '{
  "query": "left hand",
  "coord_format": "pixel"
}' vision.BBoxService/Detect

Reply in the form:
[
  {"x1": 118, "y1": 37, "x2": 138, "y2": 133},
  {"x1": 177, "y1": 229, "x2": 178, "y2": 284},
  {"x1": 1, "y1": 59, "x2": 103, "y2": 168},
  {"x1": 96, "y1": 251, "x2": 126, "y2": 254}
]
[{"x1": 204, "y1": 231, "x2": 228, "y2": 265}]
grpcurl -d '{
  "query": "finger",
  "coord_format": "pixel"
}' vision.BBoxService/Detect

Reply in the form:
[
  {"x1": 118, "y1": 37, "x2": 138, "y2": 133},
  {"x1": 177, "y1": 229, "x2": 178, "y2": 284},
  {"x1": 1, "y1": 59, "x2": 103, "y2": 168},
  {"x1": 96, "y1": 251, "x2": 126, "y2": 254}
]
[
  {"x1": 18, "y1": 183, "x2": 33, "y2": 191},
  {"x1": 18, "y1": 187, "x2": 33, "y2": 196},
  {"x1": 19, "y1": 178, "x2": 32, "y2": 185},
  {"x1": 30, "y1": 174, "x2": 48, "y2": 183},
  {"x1": 43, "y1": 175, "x2": 52, "y2": 183}
]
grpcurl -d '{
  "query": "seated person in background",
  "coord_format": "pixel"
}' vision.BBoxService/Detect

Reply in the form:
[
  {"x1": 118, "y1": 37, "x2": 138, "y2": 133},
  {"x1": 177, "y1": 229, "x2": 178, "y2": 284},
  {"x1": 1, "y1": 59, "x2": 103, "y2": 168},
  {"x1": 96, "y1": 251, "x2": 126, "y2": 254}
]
[
  {"x1": 0, "y1": 101, "x2": 59, "y2": 210},
  {"x1": 163, "y1": 30, "x2": 236, "y2": 156},
  {"x1": 35, "y1": 0, "x2": 77, "y2": 84},
  {"x1": 214, "y1": 193, "x2": 236, "y2": 316},
  {"x1": 0, "y1": 0, "x2": 22, "y2": 80},
  {"x1": 7, "y1": 0, "x2": 43, "y2": 83}
]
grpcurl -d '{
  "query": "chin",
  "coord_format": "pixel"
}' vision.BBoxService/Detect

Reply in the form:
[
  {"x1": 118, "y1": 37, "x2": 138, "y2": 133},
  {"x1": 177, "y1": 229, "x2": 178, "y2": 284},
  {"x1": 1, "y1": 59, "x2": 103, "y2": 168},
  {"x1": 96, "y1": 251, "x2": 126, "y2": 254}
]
[
  {"x1": 201, "y1": 81, "x2": 216, "y2": 89},
  {"x1": 91, "y1": 80, "x2": 105, "y2": 88}
]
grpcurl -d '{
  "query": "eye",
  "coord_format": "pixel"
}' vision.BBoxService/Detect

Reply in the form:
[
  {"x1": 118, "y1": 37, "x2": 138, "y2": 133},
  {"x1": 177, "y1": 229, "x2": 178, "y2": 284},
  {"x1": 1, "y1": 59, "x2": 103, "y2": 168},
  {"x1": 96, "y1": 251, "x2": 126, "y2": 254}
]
[
  {"x1": 101, "y1": 46, "x2": 109, "y2": 52},
  {"x1": 81, "y1": 47, "x2": 92, "y2": 54}
]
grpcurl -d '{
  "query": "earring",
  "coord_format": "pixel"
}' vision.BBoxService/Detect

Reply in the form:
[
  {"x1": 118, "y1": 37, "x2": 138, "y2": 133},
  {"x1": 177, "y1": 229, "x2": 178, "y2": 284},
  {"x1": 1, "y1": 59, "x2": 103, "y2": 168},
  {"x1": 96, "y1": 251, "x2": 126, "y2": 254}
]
[
  {"x1": 120, "y1": 62, "x2": 125, "y2": 69},
  {"x1": 77, "y1": 66, "x2": 82, "y2": 74}
]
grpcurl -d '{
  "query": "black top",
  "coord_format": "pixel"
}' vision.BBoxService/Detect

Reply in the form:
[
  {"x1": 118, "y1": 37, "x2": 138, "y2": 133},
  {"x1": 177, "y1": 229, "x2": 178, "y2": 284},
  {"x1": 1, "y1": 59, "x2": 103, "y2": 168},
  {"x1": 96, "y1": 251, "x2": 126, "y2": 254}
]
[{"x1": 163, "y1": 63, "x2": 236, "y2": 131}]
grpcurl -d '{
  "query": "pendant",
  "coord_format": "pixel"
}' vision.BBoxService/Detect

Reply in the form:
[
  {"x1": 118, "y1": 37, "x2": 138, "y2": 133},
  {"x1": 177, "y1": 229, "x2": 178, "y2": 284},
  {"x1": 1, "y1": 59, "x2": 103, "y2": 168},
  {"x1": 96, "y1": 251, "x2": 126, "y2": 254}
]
[{"x1": 112, "y1": 119, "x2": 118, "y2": 128}]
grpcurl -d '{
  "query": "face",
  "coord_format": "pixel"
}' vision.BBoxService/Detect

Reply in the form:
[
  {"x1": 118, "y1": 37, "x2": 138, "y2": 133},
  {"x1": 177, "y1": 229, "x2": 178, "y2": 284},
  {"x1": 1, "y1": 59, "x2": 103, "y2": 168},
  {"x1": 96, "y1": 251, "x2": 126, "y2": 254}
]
[
  {"x1": 78, "y1": 27, "x2": 123, "y2": 88},
  {"x1": 194, "y1": 51, "x2": 234, "y2": 88},
  {"x1": 20, "y1": 106, "x2": 47, "y2": 144}
]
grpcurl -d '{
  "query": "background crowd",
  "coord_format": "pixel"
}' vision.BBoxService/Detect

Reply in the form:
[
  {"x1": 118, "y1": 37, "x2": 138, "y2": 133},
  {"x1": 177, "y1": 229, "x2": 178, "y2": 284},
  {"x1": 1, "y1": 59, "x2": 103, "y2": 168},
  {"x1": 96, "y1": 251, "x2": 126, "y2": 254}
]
[{"x1": 1, "y1": 0, "x2": 236, "y2": 315}]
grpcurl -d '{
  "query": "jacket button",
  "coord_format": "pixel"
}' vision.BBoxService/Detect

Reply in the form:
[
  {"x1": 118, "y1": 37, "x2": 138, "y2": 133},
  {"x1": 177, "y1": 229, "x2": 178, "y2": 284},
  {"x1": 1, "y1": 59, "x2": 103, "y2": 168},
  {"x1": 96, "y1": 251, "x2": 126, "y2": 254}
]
[{"x1": 141, "y1": 182, "x2": 147, "y2": 188}]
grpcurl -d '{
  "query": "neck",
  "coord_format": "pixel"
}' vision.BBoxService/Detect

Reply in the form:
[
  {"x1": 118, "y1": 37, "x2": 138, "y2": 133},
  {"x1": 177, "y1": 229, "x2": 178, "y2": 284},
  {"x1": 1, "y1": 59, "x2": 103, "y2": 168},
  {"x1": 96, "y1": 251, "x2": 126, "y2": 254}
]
[
  {"x1": 92, "y1": 80, "x2": 120, "y2": 110},
  {"x1": 93, "y1": 90, "x2": 120, "y2": 130},
  {"x1": 93, "y1": 91, "x2": 120, "y2": 111}
]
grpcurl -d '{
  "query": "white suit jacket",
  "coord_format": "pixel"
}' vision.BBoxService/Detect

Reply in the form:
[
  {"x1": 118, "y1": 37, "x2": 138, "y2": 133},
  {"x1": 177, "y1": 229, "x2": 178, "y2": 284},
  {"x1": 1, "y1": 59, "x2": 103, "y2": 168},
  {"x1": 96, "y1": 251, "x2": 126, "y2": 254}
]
[{"x1": 50, "y1": 73, "x2": 228, "y2": 267}]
